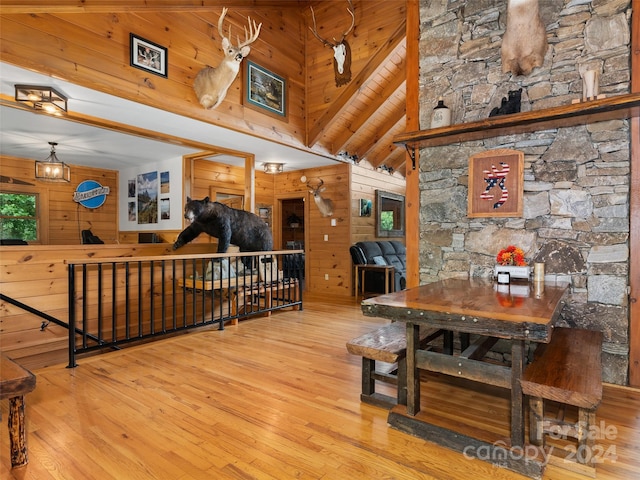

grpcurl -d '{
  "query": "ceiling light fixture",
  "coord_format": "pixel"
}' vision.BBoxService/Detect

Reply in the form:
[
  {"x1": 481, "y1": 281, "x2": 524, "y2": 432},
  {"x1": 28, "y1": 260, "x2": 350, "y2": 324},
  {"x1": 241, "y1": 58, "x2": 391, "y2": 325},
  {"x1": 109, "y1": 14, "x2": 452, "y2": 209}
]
[
  {"x1": 263, "y1": 162, "x2": 284, "y2": 174},
  {"x1": 35, "y1": 142, "x2": 71, "y2": 182},
  {"x1": 15, "y1": 84, "x2": 68, "y2": 114}
]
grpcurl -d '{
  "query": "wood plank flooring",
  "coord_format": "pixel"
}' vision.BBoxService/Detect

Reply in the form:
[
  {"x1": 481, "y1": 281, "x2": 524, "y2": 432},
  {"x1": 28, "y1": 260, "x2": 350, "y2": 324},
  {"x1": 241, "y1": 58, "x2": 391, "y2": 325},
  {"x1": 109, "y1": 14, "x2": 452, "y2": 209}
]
[{"x1": 1, "y1": 294, "x2": 639, "y2": 480}]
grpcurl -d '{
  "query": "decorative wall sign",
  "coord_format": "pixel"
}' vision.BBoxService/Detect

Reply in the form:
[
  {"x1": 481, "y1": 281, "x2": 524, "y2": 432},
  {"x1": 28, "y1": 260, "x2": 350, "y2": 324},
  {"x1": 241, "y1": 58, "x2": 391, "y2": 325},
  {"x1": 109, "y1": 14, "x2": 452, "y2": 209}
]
[
  {"x1": 245, "y1": 61, "x2": 286, "y2": 117},
  {"x1": 73, "y1": 180, "x2": 110, "y2": 209},
  {"x1": 130, "y1": 34, "x2": 168, "y2": 78},
  {"x1": 468, "y1": 149, "x2": 524, "y2": 218}
]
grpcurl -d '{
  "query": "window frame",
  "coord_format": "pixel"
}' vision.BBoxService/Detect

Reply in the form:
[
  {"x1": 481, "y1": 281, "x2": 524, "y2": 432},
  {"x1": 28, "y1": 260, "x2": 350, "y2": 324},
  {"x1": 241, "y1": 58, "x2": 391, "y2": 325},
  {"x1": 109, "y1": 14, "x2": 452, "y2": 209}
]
[{"x1": 0, "y1": 183, "x2": 49, "y2": 244}]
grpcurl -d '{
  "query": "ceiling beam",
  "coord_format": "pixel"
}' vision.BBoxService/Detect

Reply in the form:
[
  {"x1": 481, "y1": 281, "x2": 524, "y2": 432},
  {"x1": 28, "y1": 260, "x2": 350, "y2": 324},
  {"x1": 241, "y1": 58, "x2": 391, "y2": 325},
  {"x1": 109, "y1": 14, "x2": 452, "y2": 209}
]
[
  {"x1": 358, "y1": 104, "x2": 406, "y2": 166},
  {"x1": 330, "y1": 45, "x2": 407, "y2": 154}
]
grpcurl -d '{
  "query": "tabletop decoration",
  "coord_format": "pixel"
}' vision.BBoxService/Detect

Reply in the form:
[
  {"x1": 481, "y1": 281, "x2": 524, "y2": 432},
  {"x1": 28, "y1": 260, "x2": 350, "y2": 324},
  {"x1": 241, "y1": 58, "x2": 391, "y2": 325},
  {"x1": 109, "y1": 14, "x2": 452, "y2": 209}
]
[{"x1": 494, "y1": 245, "x2": 531, "y2": 280}]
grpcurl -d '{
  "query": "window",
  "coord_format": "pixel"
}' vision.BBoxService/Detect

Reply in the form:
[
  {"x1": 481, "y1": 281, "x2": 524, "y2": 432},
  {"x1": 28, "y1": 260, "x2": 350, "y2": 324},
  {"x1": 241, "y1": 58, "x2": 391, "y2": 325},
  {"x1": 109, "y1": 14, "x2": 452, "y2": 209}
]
[
  {"x1": 376, "y1": 190, "x2": 405, "y2": 238},
  {"x1": 0, "y1": 191, "x2": 38, "y2": 241}
]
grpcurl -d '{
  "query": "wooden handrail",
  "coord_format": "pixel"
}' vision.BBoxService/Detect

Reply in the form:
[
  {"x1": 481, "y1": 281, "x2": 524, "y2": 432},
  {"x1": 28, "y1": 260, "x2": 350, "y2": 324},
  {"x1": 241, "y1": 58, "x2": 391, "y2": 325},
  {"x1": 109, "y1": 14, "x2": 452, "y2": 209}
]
[{"x1": 64, "y1": 249, "x2": 304, "y2": 265}]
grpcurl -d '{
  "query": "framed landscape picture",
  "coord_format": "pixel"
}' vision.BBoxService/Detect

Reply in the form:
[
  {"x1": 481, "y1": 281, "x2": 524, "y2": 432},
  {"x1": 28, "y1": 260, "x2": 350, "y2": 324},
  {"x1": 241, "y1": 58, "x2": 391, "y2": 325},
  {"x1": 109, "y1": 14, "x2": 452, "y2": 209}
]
[
  {"x1": 245, "y1": 61, "x2": 286, "y2": 118},
  {"x1": 130, "y1": 34, "x2": 168, "y2": 78},
  {"x1": 468, "y1": 149, "x2": 524, "y2": 218}
]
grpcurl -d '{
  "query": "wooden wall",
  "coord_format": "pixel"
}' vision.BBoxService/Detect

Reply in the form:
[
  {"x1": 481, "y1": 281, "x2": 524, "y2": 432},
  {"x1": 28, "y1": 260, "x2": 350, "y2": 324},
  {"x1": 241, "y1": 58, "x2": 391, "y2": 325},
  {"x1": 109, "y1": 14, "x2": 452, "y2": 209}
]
[
  {"x1": 0, "y1": 154, "x2": 119, "y2": 244},
  {"x1": 1, "y1": 2, "x2": 406, "y2": 157},
  {"x1": 0, "y1": 6, "x2": 307, "y2": 152},
  {"x1": 350, "y1": 162, "x2": 405, "y2": 244}
]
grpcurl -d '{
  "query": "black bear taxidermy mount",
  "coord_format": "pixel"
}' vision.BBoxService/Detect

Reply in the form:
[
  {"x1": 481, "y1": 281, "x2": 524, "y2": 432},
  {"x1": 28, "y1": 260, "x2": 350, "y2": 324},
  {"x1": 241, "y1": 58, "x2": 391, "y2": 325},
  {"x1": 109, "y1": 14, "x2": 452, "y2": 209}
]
[{"x1": 173, "y1": 197, "x2": 273, "y2": 253}]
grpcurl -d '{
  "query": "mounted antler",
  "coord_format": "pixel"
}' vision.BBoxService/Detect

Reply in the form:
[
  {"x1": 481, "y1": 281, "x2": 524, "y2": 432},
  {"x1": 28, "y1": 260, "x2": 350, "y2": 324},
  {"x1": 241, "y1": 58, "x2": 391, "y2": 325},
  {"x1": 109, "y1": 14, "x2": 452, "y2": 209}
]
[
  {"x1": 305, "y1": 177, "x2": 334, "y2": 217},
  {"x1": 309, "y1": 0, "x2": 355, "y2": 87},
  {"x1": 193, "y1": 8, "x2": 262, "y2": 109}
]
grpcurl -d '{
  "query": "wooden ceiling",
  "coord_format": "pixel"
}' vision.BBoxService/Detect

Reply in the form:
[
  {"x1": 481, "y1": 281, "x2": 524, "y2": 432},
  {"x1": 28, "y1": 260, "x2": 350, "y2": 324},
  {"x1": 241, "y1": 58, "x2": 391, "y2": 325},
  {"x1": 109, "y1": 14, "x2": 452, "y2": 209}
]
[
  {"x1": 0, "y1": 0, "x2": 409, "y2": 175},
  {"x1": 304, "y1": 0, "x2": 408, "y2": 176}
]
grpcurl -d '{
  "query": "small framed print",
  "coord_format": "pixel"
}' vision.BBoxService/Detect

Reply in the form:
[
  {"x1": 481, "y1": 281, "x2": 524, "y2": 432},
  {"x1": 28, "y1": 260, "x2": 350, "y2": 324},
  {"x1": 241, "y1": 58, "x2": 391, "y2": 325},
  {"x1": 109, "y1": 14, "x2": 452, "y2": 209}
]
[
  {"x1": 359, "y1": 198, "x2": 372, "y2": 217},
  {"x1": 130, "y1": 34, "x2": 167, "y2": 78},
  {"x1": 245, "y1": 61, "x2": 286, "y2": 118},
  {"x1": 468, "y1": 149, "x2": 524, "y2": 218}
]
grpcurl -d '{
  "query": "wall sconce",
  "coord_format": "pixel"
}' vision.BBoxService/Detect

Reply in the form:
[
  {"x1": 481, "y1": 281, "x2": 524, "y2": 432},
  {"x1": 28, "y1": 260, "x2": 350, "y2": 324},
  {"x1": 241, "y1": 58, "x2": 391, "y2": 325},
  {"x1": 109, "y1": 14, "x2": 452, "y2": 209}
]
[
  {"x1": 15, "y1": 85, "x2": 68, "y2": 114},
  {"x1": 263, "y1": 162, "x2": 284, "y2": 174},
  {"x1": 35, "y1": 142, "x2": 70, "y2": 182}
]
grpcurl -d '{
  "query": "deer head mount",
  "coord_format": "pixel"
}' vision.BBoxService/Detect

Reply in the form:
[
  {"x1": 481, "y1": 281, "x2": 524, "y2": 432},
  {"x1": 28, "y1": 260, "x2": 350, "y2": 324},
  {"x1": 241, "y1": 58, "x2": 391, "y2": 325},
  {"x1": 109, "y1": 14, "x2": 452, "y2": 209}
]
[
  {"x1": 193, "y1": 8, "x2": 262, "y2": 109},
  {"x1": 309, "y1": 0, "x2": 355, "y2": 87},
  {"x1": 302, "y1": 176, "x2": 334, "y2": 217},
  {"x1": 501, "y1": 0, "x2": 548, "y2": 76}
]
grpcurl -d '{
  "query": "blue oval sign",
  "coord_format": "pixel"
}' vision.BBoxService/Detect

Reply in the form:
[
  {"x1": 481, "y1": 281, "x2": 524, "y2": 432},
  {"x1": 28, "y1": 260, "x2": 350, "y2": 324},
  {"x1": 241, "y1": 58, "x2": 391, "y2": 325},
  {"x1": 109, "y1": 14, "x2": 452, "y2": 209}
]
[{"x1": 73, "y1": 180, "x2": 110, "y2": 209}]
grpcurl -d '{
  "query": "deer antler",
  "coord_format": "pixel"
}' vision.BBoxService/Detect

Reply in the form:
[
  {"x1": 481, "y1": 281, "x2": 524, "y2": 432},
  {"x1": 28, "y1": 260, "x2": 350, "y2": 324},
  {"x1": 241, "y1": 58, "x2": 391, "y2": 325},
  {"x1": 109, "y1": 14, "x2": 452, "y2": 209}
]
[
  {"x1": 217, "y1": 7, "x2": 262, "y2": 49},
  {"x1": 217, "y1": 7, "x2": 229, "y2": 40},
  {"x1": 309, "y1": 0, "x2": 355, "y2": 47},
  {"x1": 237, "y1": 17, "x2": 262, "y2": 48},
  {"x1": 306, "y1": 178, "x2": 324, "y2": 191}
]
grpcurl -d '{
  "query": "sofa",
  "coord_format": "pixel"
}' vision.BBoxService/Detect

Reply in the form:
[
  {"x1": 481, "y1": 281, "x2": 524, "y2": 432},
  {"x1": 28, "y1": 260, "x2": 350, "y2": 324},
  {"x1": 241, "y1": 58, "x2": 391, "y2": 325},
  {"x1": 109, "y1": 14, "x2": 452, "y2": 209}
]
[{"x1": 349, "y1": 240, "x2": 407, "y2": 294}]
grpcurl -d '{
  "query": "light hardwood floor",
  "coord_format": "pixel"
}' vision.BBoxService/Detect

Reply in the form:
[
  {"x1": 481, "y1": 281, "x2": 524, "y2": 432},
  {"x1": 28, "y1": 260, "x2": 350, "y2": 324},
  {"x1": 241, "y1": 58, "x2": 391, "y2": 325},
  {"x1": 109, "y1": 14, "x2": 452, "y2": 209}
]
[{"x1": 2, "y1": 295, "x2": 639, "y2": 480}]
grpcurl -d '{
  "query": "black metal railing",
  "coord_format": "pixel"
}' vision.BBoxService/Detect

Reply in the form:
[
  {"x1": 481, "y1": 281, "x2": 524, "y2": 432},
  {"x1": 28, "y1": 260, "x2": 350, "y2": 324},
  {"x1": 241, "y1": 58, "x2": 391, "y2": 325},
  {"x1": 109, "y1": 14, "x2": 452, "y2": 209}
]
[{"x1": 65, "y1": 250, "x2": 303, "y2": 367}]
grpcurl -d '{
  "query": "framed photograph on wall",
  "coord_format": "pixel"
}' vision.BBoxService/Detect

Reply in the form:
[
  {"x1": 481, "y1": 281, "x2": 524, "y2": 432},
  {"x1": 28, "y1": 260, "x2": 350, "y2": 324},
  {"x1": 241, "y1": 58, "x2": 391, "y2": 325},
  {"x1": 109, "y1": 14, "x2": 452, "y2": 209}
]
[
  {"x1": 468, "y1": 149, "x2": 524, "y2": 218},
  {"x1": 359, "y1": 198, "x2": 372, "y2": 217},
  {"x1": 257, "y1": 204, "x2": 272, "y2": 228},
  {"x1": 130, "y1": 34, "x2": 168, "y2": 78},
  {"x1": 245, "y1": 61, "x2": 286, "y2": 118}
]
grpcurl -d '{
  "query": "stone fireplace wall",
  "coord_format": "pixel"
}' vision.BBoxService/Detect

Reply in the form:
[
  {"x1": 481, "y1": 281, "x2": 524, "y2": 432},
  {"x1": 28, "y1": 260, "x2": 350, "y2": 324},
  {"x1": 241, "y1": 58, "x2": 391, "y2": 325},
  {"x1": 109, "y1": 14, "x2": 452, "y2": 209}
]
[{"x1": 417, "y1": 0, "x2": 631, "y2": 384}]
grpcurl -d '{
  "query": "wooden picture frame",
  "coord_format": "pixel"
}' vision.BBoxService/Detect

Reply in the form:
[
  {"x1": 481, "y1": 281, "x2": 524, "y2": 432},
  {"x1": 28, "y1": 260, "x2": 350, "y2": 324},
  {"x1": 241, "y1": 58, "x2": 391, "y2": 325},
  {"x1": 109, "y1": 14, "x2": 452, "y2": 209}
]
[
  {"x1": 244, "y1": 61, "x2": 286, "y2": 118},
  {"x1": 468, "y1": 149, "x2": 524, "y2": 218},
  {"x1": 130, "y1": 34, "x2": 168, "y2": 78}
]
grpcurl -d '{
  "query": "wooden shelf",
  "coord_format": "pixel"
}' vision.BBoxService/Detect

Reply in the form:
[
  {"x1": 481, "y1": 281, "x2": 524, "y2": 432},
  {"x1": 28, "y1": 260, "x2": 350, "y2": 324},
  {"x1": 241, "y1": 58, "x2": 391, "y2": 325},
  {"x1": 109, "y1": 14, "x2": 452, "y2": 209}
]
[{"x1": 394, "y1": 93, "x2": 640, "y2": 150}]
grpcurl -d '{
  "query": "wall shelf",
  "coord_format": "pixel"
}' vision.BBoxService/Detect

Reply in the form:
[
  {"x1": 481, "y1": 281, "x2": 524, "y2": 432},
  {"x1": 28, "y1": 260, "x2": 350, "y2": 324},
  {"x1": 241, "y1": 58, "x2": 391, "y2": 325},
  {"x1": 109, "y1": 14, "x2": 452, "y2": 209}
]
[{"x1": 394, "y1": 93, "x2": 640, "y2": 153}]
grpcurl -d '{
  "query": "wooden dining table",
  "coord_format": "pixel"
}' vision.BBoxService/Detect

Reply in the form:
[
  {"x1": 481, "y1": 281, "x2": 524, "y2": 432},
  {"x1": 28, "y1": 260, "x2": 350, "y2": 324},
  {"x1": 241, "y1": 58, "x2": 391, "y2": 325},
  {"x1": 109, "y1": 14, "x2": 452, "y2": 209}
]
[{"x1": 361, "y1": 278, "x2": 569, "y2": 477}]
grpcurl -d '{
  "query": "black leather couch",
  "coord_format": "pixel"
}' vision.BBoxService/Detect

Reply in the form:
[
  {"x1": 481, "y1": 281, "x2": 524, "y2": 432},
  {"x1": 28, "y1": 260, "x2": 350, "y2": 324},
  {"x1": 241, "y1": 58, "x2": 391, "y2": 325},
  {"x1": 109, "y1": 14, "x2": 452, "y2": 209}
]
[{"x1": 349, "y1": 240, "x2": 407, "y2": 293}]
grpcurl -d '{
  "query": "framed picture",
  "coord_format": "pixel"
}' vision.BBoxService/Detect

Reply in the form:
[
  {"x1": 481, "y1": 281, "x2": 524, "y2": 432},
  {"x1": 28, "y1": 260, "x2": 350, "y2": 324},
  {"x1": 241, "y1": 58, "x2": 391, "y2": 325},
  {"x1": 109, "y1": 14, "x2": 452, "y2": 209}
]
[
  {"x1": 256, "y1": 204, "x2": 272, "y2": 227},
  {"x1": 130, "y1": 34, "x2": 167, "y2": 78},
  {"x1": 245, "y1": 61, "x2": 286, "y2": 117},
  {"x1": 468, "y1": 149, "x2": 524, "y2": 218},
  {"x1": 359, "y1": 198, "x2": 372, "y2": 217}
]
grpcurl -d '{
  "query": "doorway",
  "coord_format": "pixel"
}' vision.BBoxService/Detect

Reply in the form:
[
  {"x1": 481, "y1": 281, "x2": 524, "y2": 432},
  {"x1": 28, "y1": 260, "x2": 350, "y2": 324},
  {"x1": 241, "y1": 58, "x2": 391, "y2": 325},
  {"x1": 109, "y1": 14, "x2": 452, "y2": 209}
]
[{"x1": 281, "y1": 198, "x2": 305, "y2": 250}]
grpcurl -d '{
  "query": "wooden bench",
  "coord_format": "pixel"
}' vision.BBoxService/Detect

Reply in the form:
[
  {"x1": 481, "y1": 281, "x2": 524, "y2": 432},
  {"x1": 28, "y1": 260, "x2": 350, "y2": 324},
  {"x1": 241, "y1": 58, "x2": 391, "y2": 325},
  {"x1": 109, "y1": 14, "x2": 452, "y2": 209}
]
[
  {"x1": 1, "y1": 355, "x2": 36, "y2": 468},
  {"x1": 521, "y1": 327, "x2": 603, "y2": 475},
  {"x1": 346, "y1": 323, "x2": 441, "y2": 409}
]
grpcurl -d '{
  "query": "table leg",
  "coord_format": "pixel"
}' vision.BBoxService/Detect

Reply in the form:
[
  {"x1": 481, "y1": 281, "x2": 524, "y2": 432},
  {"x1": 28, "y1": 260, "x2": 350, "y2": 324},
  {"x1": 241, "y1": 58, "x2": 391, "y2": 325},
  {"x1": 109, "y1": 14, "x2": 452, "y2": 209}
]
[
  {"x1": 354, "y1": 266, "x2": 359, "y2": 296},
  {"x1": 8, "y1": 395, "x2": 28, "y2": 468},
  {"x1": 511, "y1": 340, "x2": 525, "y2": 447},
  {"x1": 384, "y1": 270, "x2": 389, "y2": 294},
  {"x1": 406, "y1": 322, "x2": 420, "y2": 416}
]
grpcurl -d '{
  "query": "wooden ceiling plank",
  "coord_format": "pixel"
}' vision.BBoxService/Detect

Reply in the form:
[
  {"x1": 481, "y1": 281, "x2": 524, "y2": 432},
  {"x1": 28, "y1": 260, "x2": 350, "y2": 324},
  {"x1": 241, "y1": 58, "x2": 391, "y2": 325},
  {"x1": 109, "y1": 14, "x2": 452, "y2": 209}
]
[
  {"x1": 330, "y1": 47, "x2": 407, "y2": 154},
  {"x1": 359, "y1": 113, "x2": 406, "y2": 168}
]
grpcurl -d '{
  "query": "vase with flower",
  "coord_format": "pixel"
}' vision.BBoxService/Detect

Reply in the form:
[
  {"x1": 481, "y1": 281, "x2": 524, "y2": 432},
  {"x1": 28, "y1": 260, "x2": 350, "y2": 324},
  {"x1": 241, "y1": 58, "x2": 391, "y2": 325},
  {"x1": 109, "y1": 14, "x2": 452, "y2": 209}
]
[{"x1": 494, "y1": 245, "x2": 531, "y2": 281}]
